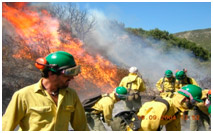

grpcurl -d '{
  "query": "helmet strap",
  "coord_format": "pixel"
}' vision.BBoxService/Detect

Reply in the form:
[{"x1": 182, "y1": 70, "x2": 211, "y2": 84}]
[{"x1": 178, "y1": 89, "x2": 194, "y2": 101}]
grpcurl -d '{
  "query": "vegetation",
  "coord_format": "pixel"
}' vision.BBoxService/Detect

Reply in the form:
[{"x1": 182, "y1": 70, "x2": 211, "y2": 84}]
[
  {"x1": 126, "y1": 28, "x2": 211, "y2": 61},
  {"x1": 174, "y1": 28, "x2": 211, "y2": 52}
]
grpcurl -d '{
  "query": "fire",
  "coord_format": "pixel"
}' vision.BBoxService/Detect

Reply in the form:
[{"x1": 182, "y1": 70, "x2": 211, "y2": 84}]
[{"x1": 2, "y1": 2, "x2": 120, "y2": 94}]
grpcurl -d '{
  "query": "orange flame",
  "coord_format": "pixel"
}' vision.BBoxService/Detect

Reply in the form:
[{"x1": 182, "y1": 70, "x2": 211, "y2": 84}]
[{"x1": 3, "y1": 2, "x2": 120, "y2": 94}]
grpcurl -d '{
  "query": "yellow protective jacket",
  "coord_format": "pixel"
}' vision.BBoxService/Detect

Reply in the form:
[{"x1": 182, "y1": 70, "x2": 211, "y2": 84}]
[
  {"x1": 137, "y1": 96, "x2": 184, "y2": 131},
  {"x1": 119, "y1": 73, "x2": 146, "y2": 92},
  {"x1": 91, "y1": 92, "x2": 118, "y2": 125},
  {"x1": 175, "y1": 77, "x2": 198, "y2": 92},
  {"x1": 2, "y1": 79, "x2": 89, "y2": 131},
  {"x1": 156, "y1": 77, "x2": 176, "y2": 98},
  {"x1": 201, "y1": 89, "x2": 209, "y2": 100},
  {"x1": 196, "y1": 102, "x2": 209, "y2": 116}
]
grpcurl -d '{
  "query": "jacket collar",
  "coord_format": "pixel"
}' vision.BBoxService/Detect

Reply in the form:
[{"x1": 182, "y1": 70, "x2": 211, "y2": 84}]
[
  {"x1": 34, "y1": 78, "x2": 45, "y2": 93},
  {"x1": 109, "y1": 92, "x2": 119, "y2": 103},
  {"x1": 172, "y1": 93, "x2": 189, "y2": 112},
  {"x1": 128, "y1": 73, "x2": 137, "y2": 76}
]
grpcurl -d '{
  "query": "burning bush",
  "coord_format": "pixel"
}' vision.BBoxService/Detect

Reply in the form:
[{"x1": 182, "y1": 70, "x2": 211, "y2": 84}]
[{"x1": 2, "y1": 2, "x2": 132, "y2": 113}]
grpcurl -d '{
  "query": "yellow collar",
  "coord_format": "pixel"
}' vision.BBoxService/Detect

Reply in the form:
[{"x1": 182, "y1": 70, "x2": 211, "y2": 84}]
[
  {"x1": 34, "y1": 79, "x2": 44, "y2": 93},
  {"x1": 172, "y1": 93, "x2": 189, "y2": 112}
]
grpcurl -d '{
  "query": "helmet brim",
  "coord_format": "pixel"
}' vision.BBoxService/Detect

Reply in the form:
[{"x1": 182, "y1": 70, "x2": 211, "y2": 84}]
[{"x1": 193, "y1": 98, "x2": 203, "y2": 102}]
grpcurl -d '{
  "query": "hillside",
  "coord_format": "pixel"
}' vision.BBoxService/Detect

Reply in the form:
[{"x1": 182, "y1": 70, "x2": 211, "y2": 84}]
[
  {"x1": 174, "y1": 28, "x2": 211, "y2": 52},
  {"x1": 126, "y1": 28, "x2": 210, "y2": 61}
]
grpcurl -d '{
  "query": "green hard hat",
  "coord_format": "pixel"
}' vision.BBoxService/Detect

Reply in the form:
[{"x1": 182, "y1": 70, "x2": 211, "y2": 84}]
[
  {"x1": 115, "y1": 87, "x2": 128, "y2": 100},
  {"x1": 178, "y1": 84, "x2": 203, "y2": 102},
  {"x1": 208, "y1": 105, "x2": 211, "y2": 114},
  {"x1": 116, "y1": 86, "x2": 128, "y2": 95},
  {"x1": 165, "y1": 70, "x2": 173, "y2": 78},
  {"x1": 45, "y1": 51, "x2": 76, "y2": 72},
  {"x1": 175, "y1": 70, "x2": 186, "y2": 80}
]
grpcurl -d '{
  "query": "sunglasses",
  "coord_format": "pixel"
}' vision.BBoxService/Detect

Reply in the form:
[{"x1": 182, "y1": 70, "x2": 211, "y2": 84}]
[
  {"x1": 117, "y1": 94, "x2": 128, "y2": 100},
  {"x1": 61, "y1": 65, "x2": 81, "y2": 76}
]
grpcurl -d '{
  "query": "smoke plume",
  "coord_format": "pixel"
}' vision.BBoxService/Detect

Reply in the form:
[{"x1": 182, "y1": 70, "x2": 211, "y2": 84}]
[{"x1": 84, "y1": 9, "x2": 210, "y2": 90}]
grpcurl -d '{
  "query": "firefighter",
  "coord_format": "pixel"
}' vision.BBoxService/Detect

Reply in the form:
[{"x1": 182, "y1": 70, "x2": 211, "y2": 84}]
[
  {"x1": 175, "y1": 70, "x2": 198, "y2": 91},
  {"x1": 175, "y1": 70, "x2": 199, "y2": 124},
  {"x1": 85, "y1": 86, "x2": 128, "y2": 131},
  {"x1": 189, "y1": 89, "x2": 211, "y2": 131},
  {"x1": 111, "y1": 84, "x2": 203, "y2": 131},
  {"x1": 119, "y1": 66, "x2": 146, "y2": 111},
  {"x1": 2, "y1": 51, "x2": 89, "y2": 131},
  {"x1": 156, "y1": 70, "x2": 176, "y2": 98},
  {"x1": 136, "y1": 84, "x2": 203, "y2": 131}
]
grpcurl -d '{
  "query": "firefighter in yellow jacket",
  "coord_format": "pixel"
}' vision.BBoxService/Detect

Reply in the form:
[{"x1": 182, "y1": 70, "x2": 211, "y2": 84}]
[
  {"x1": 175, "y1": 70, "x2": 200, "y2": 126},
  {"x1": 135, "y1": 84, "x2": 203, "y2": 131},
  {"x1": 119, "y1": 66, "x2": 146, "y2": 111},
  {"x1": 156, "y1": 70, "x2": 176, "y2": 98},
  {"x1": 85, "y1": 87, "x2": 128, "y2": 131},
  {"x1": 189, "y1": 89, "x2": 211, "y2": 131},
  {"x1": 175, "y1": 70, "x2": 198, "y2": 92},
  {"x1": 2, "y1": 51, "x2": 89, "y2": 131}
]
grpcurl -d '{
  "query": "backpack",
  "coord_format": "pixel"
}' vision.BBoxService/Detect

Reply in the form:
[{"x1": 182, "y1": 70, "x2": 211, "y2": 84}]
[
  {"x1": 154, "y1": 97, "x2": 170, "y2": 112},
  {"x1": 126, "y1": 76, "x2": 139, "y2": 91},
  {"x1": 82, "y1": 94, "x2": 110, "y2": 112}
]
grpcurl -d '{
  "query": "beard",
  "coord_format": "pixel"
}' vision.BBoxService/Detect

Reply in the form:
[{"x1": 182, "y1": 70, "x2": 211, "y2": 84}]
[{"x1": 57, "y1": 81, "x2": 69, "y2": 89}]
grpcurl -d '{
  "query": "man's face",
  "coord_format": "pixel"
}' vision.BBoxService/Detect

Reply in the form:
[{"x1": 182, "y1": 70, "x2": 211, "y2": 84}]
[
  {"x1": 167, "y1": 77, "x2": 172, "y2": 80},
  {"x1": 180, "y1": 97, "x2": 195, "y2": 109},
  {"x1": 56, "y1": 73, "x2": 74, "y2": 89}
]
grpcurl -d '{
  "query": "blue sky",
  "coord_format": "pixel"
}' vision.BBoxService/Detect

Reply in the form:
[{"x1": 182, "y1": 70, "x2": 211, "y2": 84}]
[{"x1": 75, "y1": 2, "x2": 211, "y2": 33}]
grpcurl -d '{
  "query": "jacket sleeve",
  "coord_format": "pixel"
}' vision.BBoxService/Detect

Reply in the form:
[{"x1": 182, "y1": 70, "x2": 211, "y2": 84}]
[
  {"x1": 156, "y1": 78, "x2": 163, "y2": 92},
  {"x1": 2, "y1": 91, "x2": 26, "y2": 131},
  {"x1": 196, "y1": 102, "x2": 209, "y2": 116},
  {"x1": 102, "y1": 98, "x2": 114, "y2": 126},
  {"x1": 70, "y1": 94, "x2": 90, "y2": 131}
]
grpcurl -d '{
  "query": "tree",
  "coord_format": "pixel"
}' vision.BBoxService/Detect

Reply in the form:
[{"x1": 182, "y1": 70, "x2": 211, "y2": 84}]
[
  {"x1": 148, "y1": 28, "x2": 170, "y2": 40},
  {"x1": 45, "y1": 3, "x2": 96, "y2": 41}
]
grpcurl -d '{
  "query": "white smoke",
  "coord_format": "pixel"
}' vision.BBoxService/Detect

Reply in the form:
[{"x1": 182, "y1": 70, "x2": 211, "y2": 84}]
[{"x1": 85, "y1": 9, "x2": 210, "y2": 89}]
